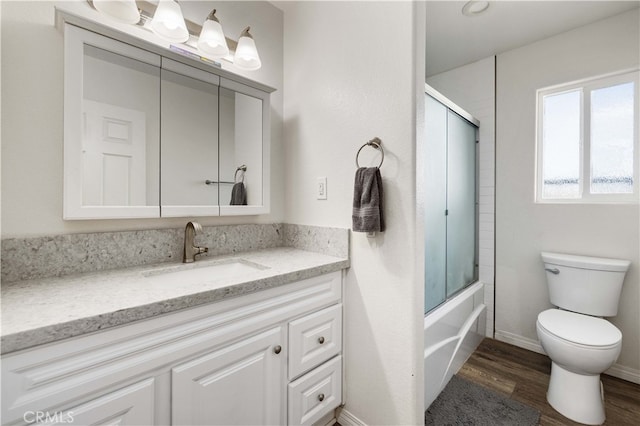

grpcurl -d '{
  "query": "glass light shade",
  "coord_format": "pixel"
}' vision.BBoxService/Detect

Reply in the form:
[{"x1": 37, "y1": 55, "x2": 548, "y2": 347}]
[
  {"x1": 234, "y1": 33, "x2": 261, "y2": 71},
  {"x1": 197, "y1": 19, "x2": 229, "y2": 58},
  {"x1": 93, "y1": 0, "x2": 141, "y2": 24},
  {"x1": 151, "y1": 0, "x2": 189, "y2": 43}
]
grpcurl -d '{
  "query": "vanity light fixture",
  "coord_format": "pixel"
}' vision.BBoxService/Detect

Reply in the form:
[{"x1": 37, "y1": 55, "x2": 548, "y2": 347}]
[
  {"x1": 92, "y1": 0, "x2": 141, "y2": 24},
  {"x1": 233, "y1": 27, "x2": 262, "y2": 71},
  {"x1": 89, "y1": 0, "x2": 262, "y2": 71},
  {"x1": 150, "y1": 0, "x2": 189, "y2": 43},
  {"x1": 197, "y1": 9, "x2": 229, "y2": 58},
  {"x1": 462, "y1": 1, "x2": 490, "y2": 16}
]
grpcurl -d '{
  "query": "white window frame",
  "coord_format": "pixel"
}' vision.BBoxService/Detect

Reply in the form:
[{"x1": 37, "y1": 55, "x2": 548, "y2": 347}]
[{"x1": 535, "y1": 69, "x2": 640, "y2": 204}]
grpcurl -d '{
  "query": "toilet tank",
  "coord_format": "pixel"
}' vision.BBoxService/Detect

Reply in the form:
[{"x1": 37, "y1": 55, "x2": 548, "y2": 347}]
[{"x1": 541, "y1": 252, "x2": 631, "y2": 317}]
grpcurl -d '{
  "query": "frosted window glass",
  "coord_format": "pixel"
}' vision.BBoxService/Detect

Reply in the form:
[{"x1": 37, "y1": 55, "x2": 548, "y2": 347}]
[
  {"x1": 542, "y1": 90, "x2": 581, "y2": 199},
  {"x1": 591, "y1": 82, "x2": 634, "y2": 194}
]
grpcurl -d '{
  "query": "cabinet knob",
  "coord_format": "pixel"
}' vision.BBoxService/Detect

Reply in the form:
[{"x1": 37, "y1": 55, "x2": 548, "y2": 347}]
[
  {"x1": 318, "y1": 393, "x2": 325, "y2": 402},
  {"x1": 318, "y1": 336, "x2": 325, "y2": 344},
  {"x1": 274, "y1": 345, "x2": 282, "y2": 354}
]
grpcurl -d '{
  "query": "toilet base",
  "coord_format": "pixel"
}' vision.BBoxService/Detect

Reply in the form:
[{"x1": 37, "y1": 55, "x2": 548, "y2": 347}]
[{"x1": 547, "y1": 362, "x2": 605, "y2": 425}]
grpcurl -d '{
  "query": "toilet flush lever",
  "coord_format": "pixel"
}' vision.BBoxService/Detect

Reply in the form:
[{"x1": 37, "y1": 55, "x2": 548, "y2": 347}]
[{"x1": 545, "y1": 268, "x2": 560, "y2": 275}]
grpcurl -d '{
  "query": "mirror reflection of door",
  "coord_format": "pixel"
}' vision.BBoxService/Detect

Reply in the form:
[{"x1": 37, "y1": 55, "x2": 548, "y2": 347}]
[
  {"x1": 82, "y1": 101, "x2": 146, "y2": 206},
  {"x1": 82, "y1": 44, "x2": 160, "y2": 208}
]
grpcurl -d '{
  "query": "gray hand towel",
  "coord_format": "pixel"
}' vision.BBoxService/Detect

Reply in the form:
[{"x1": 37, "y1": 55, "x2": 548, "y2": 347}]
[
  {"x1": 352, "y1": 167, "x2": 385, "y2": 232},
  {"x1": 230, "y1": 182, "x2": 247, "y2": 205}
]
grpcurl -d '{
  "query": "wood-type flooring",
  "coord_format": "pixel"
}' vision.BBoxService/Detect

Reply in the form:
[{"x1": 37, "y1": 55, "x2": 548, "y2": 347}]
[{"x1": 456, "y1": 338, "x2": 640, "y2": 425}]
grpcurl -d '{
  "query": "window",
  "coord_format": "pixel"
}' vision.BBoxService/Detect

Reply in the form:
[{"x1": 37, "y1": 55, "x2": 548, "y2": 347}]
[{"x1": 536, "y1": 70, "x2": 639, "y2": 203}]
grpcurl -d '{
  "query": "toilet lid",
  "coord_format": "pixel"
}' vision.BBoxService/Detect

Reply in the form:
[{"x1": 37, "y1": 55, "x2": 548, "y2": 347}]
[{"x1": 537, "y1": 309, "x2": 621, "y2": 347}]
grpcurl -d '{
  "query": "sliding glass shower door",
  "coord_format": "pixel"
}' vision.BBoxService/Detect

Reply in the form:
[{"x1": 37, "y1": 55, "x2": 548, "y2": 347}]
[
  {"x1": 424, "y1": 96, "x2": 448, "y2": 313},
  {"x1": 424, "y1": 94, "x2": 478, "y2": 313}
]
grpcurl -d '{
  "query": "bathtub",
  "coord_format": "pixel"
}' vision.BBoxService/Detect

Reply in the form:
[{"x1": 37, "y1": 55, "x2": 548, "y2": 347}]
[{"x1": 424, "y1": 281, "x2": 486, "y2": 408}]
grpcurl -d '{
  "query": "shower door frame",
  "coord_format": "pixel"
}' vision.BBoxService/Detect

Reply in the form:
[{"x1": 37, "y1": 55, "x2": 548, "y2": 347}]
[{"x1": 424, "y1": 84, "x2": 480, "y2": 314}]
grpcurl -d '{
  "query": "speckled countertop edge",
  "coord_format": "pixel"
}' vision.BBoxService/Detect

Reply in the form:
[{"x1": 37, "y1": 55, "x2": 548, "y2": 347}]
[{"x1": 1, "y1": 247, "x2": 349, "y2": 354}]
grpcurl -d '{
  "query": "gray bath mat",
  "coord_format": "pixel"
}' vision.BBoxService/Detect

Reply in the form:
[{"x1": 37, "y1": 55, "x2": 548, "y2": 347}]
[{"x1": 425, "y1": 375, "x2": 540, "y2": 426}]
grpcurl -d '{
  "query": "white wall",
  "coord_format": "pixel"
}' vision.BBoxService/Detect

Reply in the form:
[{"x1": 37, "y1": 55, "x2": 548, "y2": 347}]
[
  {"x1": 496, "y1": 9, "x2": 640, "y2": 380},
  {"x1": 281, "y1": 1, "x2": 425, "y2": 424},
  {"x1": 1, "y1": 1, "x2": 3, "y2": 239},
  {"x1": 1, "y1": 1, "x2": 283, "y2": 238},
  {"x1": 427, "y1": 57, "x2": 496, "y2": 337}
]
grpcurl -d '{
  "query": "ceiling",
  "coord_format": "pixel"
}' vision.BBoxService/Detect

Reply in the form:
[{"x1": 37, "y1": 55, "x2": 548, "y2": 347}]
[{"x1": 425, "y1": 1, "x2": 640, "y2": 77}]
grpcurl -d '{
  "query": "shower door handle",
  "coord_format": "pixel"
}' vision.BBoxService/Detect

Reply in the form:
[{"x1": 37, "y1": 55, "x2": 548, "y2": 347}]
[{"x1": 545, "y1": 268, "x2": 560, "y2": 275}]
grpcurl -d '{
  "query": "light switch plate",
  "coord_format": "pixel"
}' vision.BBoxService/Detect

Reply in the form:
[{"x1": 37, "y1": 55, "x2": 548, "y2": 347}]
[{"x1": 317, "y1": 177, "x2": 327, "y2": 200}]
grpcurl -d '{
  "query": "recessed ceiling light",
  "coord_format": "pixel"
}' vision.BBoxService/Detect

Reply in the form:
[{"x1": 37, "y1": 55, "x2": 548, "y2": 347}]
[{"x1": 462, "y1": 1, "x2": 490, "y2": 17}]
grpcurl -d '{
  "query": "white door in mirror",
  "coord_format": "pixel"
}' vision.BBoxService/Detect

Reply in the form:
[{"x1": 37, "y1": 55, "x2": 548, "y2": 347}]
[{"x1": 82, "y1": 100, "x2": 147, "y2": 206}]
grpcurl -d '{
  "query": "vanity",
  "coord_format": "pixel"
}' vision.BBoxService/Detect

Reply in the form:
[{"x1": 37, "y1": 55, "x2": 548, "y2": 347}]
[
  {"x1": 2, "y1": 6, "x2": 347, "y2": 426},
  {"x1": 1, "y1": 247, "x2": 348, "y2": 425}
]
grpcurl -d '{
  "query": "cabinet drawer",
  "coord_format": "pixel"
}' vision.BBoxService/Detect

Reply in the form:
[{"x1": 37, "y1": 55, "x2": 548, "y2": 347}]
[
  {"x1": 288, "y1": 356, "x2": 342, "y2": 426},
  {"x1": 288, "y1": 304, "x2": 342, "y2": 379}
]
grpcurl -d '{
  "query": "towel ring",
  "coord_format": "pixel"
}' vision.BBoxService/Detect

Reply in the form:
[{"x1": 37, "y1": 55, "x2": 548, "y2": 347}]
[
  {"x1": 355, "y1": 137, "x2": 384, "y2": 168},
  {"x1": 234, "y1": 165, "x2": 247, "y2": 183}
]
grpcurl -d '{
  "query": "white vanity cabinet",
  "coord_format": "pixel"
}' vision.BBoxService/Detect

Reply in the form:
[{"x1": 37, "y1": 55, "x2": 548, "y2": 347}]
[
  {"x1": 172, "y1": 326, "x2": 286, "y2": 425},
  {"x1": 35, "y1": 379, "x2": 156, "y2": 425},
  {"x1": 288, "y1": 303, "x2": 343, "y2": 425},
  {"x1": 1, "y1": 272, "x2": 343, "y2": 426}
]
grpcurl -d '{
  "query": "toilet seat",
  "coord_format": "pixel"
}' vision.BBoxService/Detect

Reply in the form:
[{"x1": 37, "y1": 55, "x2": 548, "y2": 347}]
[{"x1": 537, "y1": 309, "x2": 621, "y2": 348}]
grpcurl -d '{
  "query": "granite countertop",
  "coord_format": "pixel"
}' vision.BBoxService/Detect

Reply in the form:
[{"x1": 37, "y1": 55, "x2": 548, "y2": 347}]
[{"x1": 1, "y1": 247, "x2": 349, "y2": 355}]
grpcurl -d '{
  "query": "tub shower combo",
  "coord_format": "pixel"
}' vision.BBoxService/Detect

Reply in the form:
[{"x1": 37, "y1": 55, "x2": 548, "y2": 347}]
[{"x1": 422, "y1": 85, "x2": 486, "y2": 408}]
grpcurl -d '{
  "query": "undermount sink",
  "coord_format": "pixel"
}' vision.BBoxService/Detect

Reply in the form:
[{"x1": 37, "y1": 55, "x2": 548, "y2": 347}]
[{"x1": 142, "y1": 258, "x2": 269, "y2": 285}]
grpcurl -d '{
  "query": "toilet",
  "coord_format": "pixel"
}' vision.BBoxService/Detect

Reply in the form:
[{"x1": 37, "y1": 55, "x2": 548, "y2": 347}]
[{"x1": 536, "y1": 252, "x2": 630, "y2": 425}]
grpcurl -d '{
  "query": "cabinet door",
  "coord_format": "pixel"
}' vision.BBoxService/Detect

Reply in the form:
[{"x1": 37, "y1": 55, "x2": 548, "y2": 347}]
[
  {"x1": 33, "y1": 378, "x2": 155, "y2": 425},
  {"x1": 172, "y1": 326, "x2": 285, "y2": 425},
  {"x1": 219, "y1": 78, "x2": 270, "y2": 216},
  {"x1": 160, "y1": 58, "x2": 221, "y2": 217},
  {"x1": 64, "y1": 24, "x2": 161, "y2": 219}
]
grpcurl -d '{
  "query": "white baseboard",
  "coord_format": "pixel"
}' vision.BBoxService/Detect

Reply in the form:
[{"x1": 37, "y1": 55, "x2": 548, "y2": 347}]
[
  {"x1": 494, "y1": 330, "x2": 545, "y2": 354},
  {"x1": 337, "y1": 408, "x2": 367, "y2": 426},
  {"x1": 494, "y1": 330, "x2": 640, "y2": 384},
  {"x1": 606, "y1": 363, "x2": 640, "y2": 384}
]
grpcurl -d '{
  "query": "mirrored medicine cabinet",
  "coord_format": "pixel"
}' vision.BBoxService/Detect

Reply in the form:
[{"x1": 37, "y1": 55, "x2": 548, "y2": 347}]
[{"x1": 63, "y1": 20, "x2": 273, "y2": 220}]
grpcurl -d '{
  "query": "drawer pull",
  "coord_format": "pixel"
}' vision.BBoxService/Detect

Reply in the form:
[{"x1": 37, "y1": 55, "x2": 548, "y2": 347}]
[
  {"x1": 318, "y1": 336, "x2": 325, "y2": 344},
  {"x1": 274, "y1": 345, "x2": 282, "y2": 354},
  {"x1": 318, "y1": 393, "x2": 325, "y2": 402}
]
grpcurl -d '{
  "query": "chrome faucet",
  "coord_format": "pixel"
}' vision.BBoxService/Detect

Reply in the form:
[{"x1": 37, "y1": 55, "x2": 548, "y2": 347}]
[{"x1": 183, "y1": 221, "x2": 209, "y2": 263}]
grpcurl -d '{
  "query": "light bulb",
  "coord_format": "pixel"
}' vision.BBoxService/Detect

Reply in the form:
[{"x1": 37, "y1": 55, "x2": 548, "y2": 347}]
[
  {"x1": 151, "y1": 0, "x2": 189, "y2": 44},
  {"x1": 197, "y1": 9, "x2": 229, "y2": 58},
  {"x1": 234, "y1": 27, "x2": 261, "y2": 71}
]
